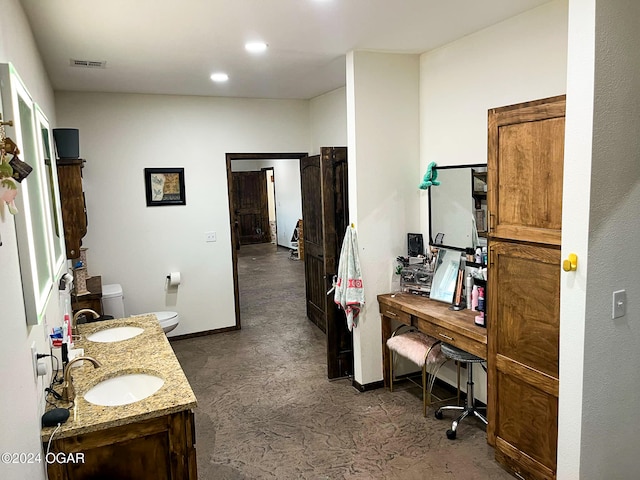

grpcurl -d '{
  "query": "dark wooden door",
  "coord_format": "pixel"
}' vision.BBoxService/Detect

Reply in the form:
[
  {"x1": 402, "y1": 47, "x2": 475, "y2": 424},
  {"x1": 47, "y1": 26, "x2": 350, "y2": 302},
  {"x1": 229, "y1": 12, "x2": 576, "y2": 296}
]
[
  {"x1": 233, "y1": 171, "x2": 270, "y2": 245},
  {"x1": 300, "y1": 147, "x2": 352, "y2": 379}
]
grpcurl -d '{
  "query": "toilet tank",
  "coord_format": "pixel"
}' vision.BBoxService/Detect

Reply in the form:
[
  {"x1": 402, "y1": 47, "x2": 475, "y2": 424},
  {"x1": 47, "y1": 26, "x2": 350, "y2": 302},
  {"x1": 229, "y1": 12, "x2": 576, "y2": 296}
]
[{"x1": 102, "y1": 283, "x2": 125, "y2": 319}]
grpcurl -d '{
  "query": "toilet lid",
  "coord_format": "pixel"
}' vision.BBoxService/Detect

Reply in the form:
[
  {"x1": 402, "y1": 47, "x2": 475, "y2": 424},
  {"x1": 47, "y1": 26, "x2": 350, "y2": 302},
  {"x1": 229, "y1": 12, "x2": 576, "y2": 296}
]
[
  {"x1": 102, "y1": 283, "x2": 123, "y2": 299},
  {"x1": 150, "y1": 311, "x2": 178, "y2": 322}
]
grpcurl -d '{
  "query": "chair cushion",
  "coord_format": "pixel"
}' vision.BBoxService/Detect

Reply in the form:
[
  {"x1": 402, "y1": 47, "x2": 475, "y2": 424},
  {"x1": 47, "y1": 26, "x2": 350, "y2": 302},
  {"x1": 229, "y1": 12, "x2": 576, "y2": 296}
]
[
  {"x1": 440, "y1": 342, "x2": 484, "y2": 363},
  {"x1": 387, "y1": 332, "x2": 445, "y2": 366}
]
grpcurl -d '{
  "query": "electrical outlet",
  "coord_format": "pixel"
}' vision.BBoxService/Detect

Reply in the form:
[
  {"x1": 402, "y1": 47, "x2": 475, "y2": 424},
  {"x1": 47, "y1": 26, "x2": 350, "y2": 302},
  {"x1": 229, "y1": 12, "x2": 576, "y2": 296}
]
[
  {"x1": 205, "y1": 231, "x2": 217, "y2": 243},
  {"x1": 31, "y1": 341, "x2": 38, "y2": 382}
]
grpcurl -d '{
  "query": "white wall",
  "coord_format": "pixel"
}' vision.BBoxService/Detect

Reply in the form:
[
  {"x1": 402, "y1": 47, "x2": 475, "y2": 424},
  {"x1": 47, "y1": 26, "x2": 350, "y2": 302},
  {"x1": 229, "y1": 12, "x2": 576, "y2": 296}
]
[
  {"x1": 309, "y1": 87, "x2": 347, "y2": 154},
  {"x1": 231, "y1": 159, "x2": 302, "y2": 248},
  {"x1": 559, "y1": 1, "x2": 640, "y2": 478},
  {"x1": 0, "y1": 1, "x2": 59, "y2": 479},
  {"x1": 347, "y1": 51, "x2": 421, "y2": 385},
  {"x1": 419, "y1": 0, "x2": 569, "y2": 401},
  {"x1": 55, "y1": 92, "x2": 309, "y2": 337},
  {"x1": 557, "y1": 0, "x2": 594, "y2": 476}
]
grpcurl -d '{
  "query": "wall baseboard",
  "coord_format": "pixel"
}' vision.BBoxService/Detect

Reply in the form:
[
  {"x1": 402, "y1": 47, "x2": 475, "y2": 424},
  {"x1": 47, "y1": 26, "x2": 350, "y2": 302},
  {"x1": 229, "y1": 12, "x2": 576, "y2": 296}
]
[{"x1": 168, "y1": 325, "x2": 239, "y2": 341}]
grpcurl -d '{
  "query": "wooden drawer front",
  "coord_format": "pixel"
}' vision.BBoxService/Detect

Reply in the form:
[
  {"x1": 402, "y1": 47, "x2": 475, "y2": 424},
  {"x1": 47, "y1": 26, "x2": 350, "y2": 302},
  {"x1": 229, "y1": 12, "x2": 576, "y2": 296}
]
[
  {"x1": 416, "y1": 318, "x2": 486, "y2": 360},
  {"x1": 379, "y1": 305, "x2": 411, "y2": 326}
]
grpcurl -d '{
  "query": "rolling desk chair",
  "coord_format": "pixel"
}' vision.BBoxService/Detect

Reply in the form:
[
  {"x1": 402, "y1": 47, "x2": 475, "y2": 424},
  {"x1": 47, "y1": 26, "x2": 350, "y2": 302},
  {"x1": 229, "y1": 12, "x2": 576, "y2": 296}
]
[{"x1": 435, "y1": 343, "x2": 487, "y2": 439}]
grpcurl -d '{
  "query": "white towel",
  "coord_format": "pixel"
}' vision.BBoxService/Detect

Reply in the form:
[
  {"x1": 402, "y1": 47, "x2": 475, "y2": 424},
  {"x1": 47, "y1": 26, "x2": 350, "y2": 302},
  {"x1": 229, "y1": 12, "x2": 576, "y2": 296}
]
[{"x1": 334, "y1": 226, "x2": 364, "y2": 331}]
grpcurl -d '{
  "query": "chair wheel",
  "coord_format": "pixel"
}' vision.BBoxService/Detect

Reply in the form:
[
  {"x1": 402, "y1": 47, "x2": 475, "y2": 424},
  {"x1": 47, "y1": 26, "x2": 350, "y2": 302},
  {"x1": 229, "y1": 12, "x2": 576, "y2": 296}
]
[
  {"x1": 434, "y1": 410, "x2": 443, "y2": 420},
  {"x1": 446, "y1": 429, "x2": 457, "y2": 440}
]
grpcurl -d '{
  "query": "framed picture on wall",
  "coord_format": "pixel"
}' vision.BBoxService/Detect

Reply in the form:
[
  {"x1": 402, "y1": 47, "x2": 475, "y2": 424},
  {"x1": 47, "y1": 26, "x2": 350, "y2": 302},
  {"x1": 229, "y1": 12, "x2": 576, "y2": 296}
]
[{"x1": 144, "y1": 167, "x2": 186, "y2": 206}]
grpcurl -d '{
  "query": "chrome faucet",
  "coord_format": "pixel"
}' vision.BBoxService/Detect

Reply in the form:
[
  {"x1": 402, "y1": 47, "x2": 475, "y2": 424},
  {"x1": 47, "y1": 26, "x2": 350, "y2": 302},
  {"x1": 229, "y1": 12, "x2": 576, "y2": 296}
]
[
  {"x1": 62, "y1": 356, "x2": 102, "y2": 401},
  {"x1": 72, "y1": 308, "x2": 100, "y2": 335}
]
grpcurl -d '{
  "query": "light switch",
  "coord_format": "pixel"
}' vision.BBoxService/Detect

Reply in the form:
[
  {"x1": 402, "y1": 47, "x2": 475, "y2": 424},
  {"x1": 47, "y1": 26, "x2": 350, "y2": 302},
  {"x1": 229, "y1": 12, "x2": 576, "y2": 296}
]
[
  {"x1": 205, "y1": 231, "x2": 217, "y2": 243},
  {"x1": 612, "y1": 290, "x2": 626, "y2": 319}
]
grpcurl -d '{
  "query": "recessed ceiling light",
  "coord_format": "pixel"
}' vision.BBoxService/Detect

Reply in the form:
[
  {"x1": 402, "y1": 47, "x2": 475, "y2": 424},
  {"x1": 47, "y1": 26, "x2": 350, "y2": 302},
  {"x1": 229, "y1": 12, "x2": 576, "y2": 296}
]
[
  {"x1": 245, "y1": 42, "x2": 268, "y2": 53},
  {"x1": 210, "y1": 72, "x2": 229, "y2": 82}
]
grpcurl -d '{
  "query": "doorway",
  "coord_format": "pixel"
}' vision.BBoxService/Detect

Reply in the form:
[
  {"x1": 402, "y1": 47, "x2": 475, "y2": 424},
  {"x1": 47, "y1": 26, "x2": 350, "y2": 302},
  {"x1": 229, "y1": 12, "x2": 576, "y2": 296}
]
[
  {"x1": 226, "y1": 150, "x2": 351, "y2": 380},
  {"x1": 226, "y1": 153, "x2": 307, "y2": 329}
]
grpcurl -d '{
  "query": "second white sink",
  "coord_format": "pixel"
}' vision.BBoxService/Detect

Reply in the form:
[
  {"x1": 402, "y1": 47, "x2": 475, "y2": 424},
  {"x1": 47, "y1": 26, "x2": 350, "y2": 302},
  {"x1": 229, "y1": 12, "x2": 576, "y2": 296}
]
[
  {"x1": 86, "y1": 326, "x2": 144, "y2": 343},
  {"x1": 84, "y1": 374, "x2": 164, "y2": 406}
]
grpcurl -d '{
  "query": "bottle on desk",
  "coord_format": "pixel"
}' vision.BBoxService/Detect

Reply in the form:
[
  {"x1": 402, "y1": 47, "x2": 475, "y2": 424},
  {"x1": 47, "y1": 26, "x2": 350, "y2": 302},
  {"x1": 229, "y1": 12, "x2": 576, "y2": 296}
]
[
  {"x1": 465, "y1": 274, "x2": 473, "y2": 308},
  {"x1": 471, "y1": 285, "x2": 479, "y2": 311},
  {"x1": 475, "y1": 286, "x2": 486, "y2": 327}
]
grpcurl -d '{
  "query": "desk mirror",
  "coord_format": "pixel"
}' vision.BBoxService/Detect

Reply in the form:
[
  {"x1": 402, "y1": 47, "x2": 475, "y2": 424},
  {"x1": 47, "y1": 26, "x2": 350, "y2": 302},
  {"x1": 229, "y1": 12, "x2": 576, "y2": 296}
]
[
  {"x1": 428, "y1": 164, "x2": 487, "y2": 251},
  {"x1": 429, "y1": 247, "x2": 462, "y2": 304}
]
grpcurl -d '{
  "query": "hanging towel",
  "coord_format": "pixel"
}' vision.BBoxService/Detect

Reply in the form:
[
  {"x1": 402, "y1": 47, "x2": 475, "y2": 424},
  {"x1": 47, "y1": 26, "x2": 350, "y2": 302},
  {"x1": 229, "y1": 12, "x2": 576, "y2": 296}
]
[{"x1": 334, "y1": 225, "x2": 365, "y2": 331}]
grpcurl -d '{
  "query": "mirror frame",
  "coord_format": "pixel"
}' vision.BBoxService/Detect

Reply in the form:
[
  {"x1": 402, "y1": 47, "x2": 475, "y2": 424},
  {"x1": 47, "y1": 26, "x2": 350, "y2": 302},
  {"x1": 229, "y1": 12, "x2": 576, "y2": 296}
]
[{"x1": 428, "y1": 163, "x2": 487, "y2": 251}]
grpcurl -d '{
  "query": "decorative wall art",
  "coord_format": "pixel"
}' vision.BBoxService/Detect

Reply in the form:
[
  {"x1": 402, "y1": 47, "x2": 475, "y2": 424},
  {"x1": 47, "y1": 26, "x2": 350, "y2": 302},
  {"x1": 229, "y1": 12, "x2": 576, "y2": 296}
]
[{"x1": 144, "y1": 167, "x2": 186, "y2": 206}]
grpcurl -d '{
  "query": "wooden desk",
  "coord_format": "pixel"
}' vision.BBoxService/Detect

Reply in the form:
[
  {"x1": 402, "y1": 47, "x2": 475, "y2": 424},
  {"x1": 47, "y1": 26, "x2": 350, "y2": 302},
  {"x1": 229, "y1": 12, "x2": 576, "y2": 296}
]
[{"x1": 378, "y1": 293, "x2": 487, "y2": 388}]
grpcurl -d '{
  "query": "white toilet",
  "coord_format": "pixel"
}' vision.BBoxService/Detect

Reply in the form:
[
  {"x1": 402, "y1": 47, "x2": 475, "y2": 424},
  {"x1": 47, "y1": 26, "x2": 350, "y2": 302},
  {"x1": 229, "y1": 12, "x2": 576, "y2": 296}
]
[{"x1": 102, "y1": 284, "x2": 179, "y2": 334}]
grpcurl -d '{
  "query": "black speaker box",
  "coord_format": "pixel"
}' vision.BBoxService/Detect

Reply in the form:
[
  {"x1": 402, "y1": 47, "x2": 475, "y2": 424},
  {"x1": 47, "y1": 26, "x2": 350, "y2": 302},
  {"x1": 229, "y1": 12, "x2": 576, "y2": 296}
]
[{"x1": 407, "y1": 233, "x2": 424, "y2": 257}]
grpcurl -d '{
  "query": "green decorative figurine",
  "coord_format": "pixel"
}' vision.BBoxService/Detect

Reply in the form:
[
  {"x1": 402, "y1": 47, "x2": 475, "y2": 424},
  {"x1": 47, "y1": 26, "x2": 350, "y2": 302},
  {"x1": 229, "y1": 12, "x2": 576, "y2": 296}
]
[{"x1": 419, "y1": 161, "x2": 440, "y2": 190}]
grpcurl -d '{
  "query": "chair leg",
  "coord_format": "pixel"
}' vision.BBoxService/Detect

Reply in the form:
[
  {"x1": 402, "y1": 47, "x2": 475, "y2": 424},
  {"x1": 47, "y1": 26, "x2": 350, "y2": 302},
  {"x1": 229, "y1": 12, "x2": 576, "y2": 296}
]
[
  {"x1": 435, "y1": 362, "x2": 487, "y2": 439},
  {"x1": 422, "y1": 363, "x2": 427, "y2": 417},
  {"x1": 389, "y1": 350, "x2": 394, "y2": 393}
]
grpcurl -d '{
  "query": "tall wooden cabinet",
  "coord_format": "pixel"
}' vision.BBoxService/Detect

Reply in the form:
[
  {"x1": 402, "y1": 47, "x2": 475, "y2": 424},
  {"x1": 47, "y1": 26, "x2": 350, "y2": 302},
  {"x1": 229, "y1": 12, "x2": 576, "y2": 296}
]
[
  {"x1": 57, "y1": 158, "x2": 87, "y2": 258},
  {"x1": 486, "y1": 95, "x2": 565, "y2": 480}
]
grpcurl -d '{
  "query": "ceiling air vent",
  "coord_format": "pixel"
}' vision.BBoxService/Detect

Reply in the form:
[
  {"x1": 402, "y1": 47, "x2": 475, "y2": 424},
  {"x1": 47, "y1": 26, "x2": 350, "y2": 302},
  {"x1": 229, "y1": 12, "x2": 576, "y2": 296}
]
[{"x1": 70, "y1": 59, "x2": 107, "y2": 69}]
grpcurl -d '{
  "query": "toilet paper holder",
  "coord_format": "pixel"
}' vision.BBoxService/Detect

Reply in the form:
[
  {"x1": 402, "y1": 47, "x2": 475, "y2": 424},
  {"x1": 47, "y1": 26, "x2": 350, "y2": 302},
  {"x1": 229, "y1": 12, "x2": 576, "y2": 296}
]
[{"x1": 166, "y1": 272, "x2": 181, "y2": 287}]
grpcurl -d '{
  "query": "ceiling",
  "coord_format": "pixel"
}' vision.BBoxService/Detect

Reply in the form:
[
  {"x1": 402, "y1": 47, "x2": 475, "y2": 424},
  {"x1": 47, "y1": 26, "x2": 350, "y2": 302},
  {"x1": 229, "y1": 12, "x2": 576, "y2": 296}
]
[{"x1": 20, "y1": 0, "x2": 551, "y2": 100}]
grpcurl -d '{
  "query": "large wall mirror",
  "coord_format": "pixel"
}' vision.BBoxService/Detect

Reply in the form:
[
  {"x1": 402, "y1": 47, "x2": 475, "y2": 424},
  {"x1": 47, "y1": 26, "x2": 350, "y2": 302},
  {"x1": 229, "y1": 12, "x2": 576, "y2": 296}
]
[
  {"x1": 1, "y1": 63, "x2": 63, "y2": 325},
  {"x1": 428, "y1": 164, "x2": 487, "y2": 251}
]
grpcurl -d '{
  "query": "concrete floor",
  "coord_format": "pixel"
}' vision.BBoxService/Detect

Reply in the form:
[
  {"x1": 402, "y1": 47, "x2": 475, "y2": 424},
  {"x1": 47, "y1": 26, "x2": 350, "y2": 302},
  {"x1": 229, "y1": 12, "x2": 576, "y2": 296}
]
[{"x1": 171, "y1": 243, "x2": 511, "y2": 479}]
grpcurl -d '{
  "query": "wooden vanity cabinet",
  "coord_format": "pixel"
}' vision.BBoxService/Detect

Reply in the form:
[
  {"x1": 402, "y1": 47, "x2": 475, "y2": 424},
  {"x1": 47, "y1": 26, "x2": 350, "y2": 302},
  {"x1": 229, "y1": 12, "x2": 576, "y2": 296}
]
[
  {"x1": 56, "y1": 159, "x2": 87, "y2": 259},
  {"x1": 487, "y1": 95, "x2": 565, "y2": 480},
  {"x1": 45, "y1": 410, "x2": 197, "y2": 480}
]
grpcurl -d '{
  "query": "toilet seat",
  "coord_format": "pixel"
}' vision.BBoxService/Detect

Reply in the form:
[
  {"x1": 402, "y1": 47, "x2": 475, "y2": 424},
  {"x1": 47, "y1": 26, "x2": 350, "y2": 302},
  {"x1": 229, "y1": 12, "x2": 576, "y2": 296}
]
[{"x1": 149, "y1": 311, "x2": 179, "y2": 333}]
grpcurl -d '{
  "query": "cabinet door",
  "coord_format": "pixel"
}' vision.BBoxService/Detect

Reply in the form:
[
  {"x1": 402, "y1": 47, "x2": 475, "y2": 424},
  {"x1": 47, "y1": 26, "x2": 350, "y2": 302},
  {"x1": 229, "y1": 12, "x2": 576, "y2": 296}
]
[
  {"x1": 487, "y1": 96, "x2": 565, "y2": 246},
  {"x1": 487, "y1": 240, "x2": 560, "y2": 479},
  {"x1": 57, "y1": 160, "x2": 87, "y2": 258}
]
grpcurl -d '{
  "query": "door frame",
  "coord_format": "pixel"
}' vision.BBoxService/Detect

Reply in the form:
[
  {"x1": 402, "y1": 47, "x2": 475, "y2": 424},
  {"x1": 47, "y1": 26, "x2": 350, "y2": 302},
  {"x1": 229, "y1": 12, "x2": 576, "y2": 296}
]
[
  {"x1": 226, "y1": 152, "x2": 307, "y2": 329},
  {"x1": 261, "y1": 166, "x2": 277, "y2": 245}
]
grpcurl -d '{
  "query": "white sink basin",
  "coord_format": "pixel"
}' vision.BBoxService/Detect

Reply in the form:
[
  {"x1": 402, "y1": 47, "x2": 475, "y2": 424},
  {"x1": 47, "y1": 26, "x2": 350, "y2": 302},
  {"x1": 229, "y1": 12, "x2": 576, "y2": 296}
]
[
  {"x1": 84, "y1": 374, "x2": 164, "y2": 406},
  {"x1": 86, "y1": 326, "x2": 144, "y2": 343}
]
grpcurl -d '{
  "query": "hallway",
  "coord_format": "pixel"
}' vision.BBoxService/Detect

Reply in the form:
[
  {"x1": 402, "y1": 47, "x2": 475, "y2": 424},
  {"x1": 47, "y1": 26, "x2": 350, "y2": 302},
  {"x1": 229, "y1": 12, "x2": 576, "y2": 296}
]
[{"x1": 171, "y1": 244, "x2": 510, "y2": 479}]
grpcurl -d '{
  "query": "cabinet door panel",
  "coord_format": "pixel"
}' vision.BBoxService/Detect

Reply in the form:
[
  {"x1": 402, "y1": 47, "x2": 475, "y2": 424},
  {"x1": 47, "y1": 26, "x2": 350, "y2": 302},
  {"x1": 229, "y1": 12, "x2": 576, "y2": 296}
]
[
  {"x1": 57, "y1": 160, "x2": 87, "y2": 258},
  {"x1": 496, "y1": 371, "x2": 558, "y2": 474},
  {"x1": 488, "y1": 96, "x2": 565, "y2": 246},
  {"x1": 491, "y1": 241, "x2": 560, "y2": 377}
]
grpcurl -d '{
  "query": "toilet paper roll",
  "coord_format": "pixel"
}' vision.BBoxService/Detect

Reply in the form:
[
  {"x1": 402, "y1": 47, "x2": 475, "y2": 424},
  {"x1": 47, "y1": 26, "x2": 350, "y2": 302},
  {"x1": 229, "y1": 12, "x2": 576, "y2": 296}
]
[{"x1": 167, "y1": 272, "x2": 181, "y2": 287}]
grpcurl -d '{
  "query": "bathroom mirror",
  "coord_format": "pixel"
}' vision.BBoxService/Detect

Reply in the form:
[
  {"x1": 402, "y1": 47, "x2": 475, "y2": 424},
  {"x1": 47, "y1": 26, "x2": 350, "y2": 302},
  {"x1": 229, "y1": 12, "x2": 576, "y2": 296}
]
[
  {"x1": 36, "y1": 106, "x2": 66, "y2": 275},
  {"x1": 428, "y1": 164, "x2": 487, "y2": 251},
  {"x1": 429, "y1": 248, "x2": 462, "y2": 304},
  {"x1": 0, "y1": 63, "x2": 59, "y2": 325}
]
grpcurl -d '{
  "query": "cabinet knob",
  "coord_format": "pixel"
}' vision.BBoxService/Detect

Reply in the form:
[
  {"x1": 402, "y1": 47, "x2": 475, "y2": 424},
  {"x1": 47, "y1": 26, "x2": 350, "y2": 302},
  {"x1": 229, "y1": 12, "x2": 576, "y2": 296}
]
[{"x1": 562, "y1": 253, "x2": 578, "y2": 272}]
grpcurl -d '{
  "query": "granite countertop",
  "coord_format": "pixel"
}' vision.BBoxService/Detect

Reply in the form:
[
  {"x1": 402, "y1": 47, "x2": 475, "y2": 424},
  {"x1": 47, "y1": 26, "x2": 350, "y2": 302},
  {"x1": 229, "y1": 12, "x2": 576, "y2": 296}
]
[{"x1": 41, "y1": 315, "x2": 197, "y2": 442}]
